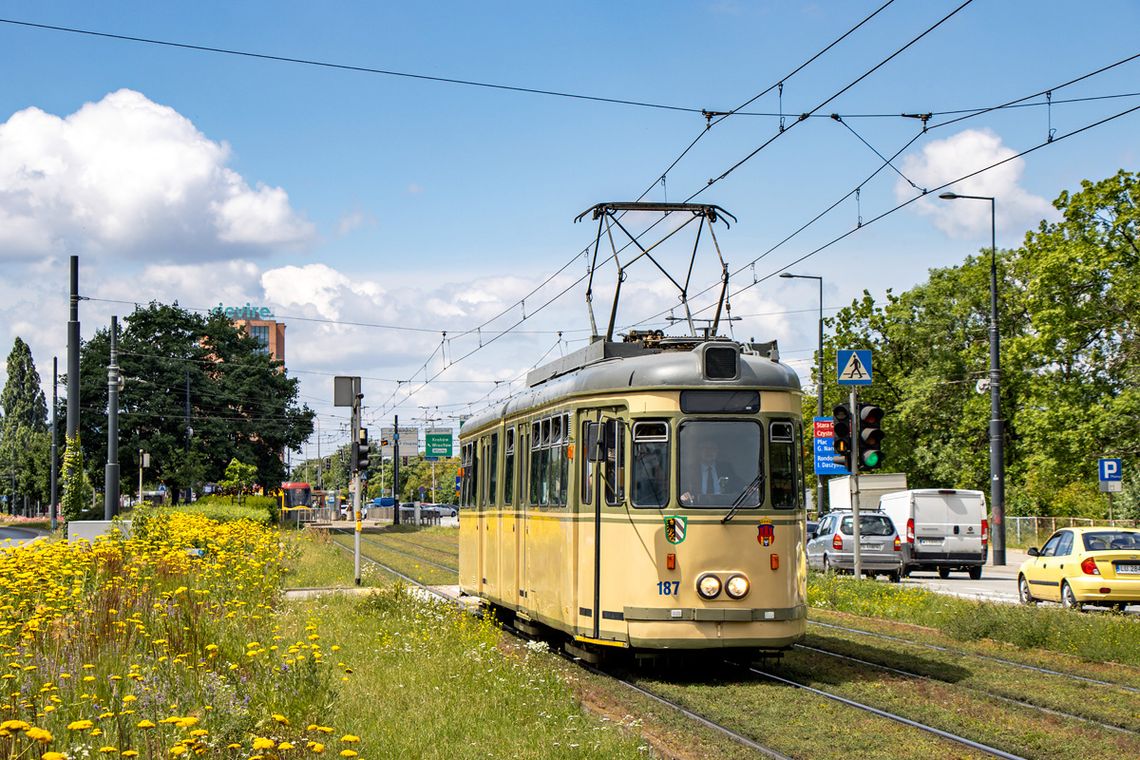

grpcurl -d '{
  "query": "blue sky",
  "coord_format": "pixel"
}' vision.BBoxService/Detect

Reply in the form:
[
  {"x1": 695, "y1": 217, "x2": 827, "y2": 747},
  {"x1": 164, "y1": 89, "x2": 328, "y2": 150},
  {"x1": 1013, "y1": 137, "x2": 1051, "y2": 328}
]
[{"x1": 0, "y1": 1, "x2": 1136, "y2": 461}]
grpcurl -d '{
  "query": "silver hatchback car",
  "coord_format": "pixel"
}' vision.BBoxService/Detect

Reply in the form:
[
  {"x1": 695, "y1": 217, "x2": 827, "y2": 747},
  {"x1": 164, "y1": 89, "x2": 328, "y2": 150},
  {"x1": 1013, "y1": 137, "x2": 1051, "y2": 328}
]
[{"x1": 807, "y1": 510, "x2": 904, "y2": 582}]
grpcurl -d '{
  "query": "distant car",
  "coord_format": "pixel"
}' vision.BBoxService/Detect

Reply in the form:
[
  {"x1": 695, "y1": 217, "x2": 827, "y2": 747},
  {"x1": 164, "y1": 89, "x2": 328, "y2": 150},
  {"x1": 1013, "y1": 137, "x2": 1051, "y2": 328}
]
[
  {"x1": 1018, "y1": 527, "x2": 1140, "y2": 611},
  {"x1": 436, "y1": 504, "x2": 458, "y2": 518},
  {"x1": 806, "y1": 510, "x2": 903, "y2": 582}
]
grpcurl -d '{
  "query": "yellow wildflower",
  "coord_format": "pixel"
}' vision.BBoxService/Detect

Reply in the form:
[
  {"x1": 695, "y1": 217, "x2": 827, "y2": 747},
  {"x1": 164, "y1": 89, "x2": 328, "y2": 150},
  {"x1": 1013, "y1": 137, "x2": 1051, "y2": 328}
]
[
  {"x1": 278, "y1": 742, "x2": 295, "y2": 750},
  {"x1": 272, "y1": 714, "x2": 289, "y2": 725},
  {"x1": 137, "y1": 720, "x2": 156, "y2": 729},
  {"x1": 252, "y1": 737, "x2": 275, "y2": 750},
  {"x1": 169, "y1": 747, "x2": 187, "y2": 756},
  {"x1": 340, "y1": 735, "x2": 360, "y2": 743},
  {"x1": 26, "y1": 726, "x2": 53, "y2": 743},
  {"x1": 339, "y1": 751, "x2": 358, "y2": 758},
  {"x1": 99, "y1": 747, "x2": 117, "y2": 753},
  {"x1": 67, "y1": 720, "x2": 94, "y2": 731}
]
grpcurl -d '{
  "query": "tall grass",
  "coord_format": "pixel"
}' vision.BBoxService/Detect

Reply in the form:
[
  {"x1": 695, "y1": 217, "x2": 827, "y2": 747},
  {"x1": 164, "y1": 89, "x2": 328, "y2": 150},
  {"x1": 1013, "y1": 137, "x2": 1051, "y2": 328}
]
[{"x1": 808, "y1": 571, "x2": 1140, "y2": 665}]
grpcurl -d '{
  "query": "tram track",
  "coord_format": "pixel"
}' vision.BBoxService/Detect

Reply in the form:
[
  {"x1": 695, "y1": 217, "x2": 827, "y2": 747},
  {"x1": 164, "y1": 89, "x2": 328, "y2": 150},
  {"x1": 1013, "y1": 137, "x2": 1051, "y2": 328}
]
[
  {"x1": 329, "y1": 529, "x2": 459, "y2": 575},
  {"x1": 810, "y1": 618, "x2": 1140, "y2": 695},
  {"x1": 332, "y1": 538, "x2": 1024, "y2": 758},
  {"x1": 792, "y1": 642, "x2": 1140, "y2": 736},
  {"x1": 736, "y1": 660, "x2": 1026, "y2": 760},
  {"x1": 329, "y1": 538, "x2": 797, "y2": 758}
]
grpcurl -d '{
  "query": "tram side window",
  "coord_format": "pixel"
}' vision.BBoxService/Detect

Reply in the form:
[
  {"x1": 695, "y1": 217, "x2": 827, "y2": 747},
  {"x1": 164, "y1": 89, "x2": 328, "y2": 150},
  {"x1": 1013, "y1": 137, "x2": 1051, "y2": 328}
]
[
  {"x1": 549, "y1": 416, "x2": 563, "y2": 507},
  {"x1": 504, "y1": 429, "x2": 515, "y2": 505},
  {"x1": 769, "y1": 420, "x2": 800, "y2": 509},
  {"x1": 529, "y1": 421, "x2": 541, "y2": 505},
  {"x1": 632, "y1": 421, "x2": 670, "y2": 508},
  {"x1": 461, "y1": 442, "x2": 478, "y2": 509},
  {"x1": 604, "y1": 419, "x2": 626, "y2": 506},
  {"x1": 560, "y1": 414, "x2": 570, "y2": 505},
  {"x1": 581, "y1": 420, "x2": 595, "y2": 505},
  {"x1": 487, "y1": 433, "x2": 498, "y2": 505}
]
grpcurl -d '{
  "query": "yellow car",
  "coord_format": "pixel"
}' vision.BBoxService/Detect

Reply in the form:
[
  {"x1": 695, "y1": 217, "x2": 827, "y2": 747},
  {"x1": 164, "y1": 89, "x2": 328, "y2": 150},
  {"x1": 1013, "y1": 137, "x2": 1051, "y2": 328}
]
[{"x1": 1018, "y1": 527, "x2": 1140, "y2": 610}]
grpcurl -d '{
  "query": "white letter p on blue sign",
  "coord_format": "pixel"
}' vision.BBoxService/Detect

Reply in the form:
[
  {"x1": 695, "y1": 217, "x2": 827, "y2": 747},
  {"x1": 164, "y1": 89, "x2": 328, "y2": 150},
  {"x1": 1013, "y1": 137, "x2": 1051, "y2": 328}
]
[{"x1": 1098, "y1": 458, "x2": 1122, "y2": 481}]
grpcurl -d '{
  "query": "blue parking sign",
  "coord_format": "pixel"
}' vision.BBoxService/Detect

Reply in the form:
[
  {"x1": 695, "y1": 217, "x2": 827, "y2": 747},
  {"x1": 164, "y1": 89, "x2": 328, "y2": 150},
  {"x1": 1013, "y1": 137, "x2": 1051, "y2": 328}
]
[{"x1": 1098, "y1": 458, "x2": 1122, "y2": 482}]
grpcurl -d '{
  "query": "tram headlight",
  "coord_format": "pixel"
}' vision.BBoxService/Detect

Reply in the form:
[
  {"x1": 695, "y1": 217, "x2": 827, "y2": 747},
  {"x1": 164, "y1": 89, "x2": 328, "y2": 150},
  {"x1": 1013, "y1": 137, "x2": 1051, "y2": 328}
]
[
  {"x1": 696, "y1": 573, "x2": 722, "y2": 600},
  {"x1": 725, "y1": 574, "x2": 750, "y2": 600}
]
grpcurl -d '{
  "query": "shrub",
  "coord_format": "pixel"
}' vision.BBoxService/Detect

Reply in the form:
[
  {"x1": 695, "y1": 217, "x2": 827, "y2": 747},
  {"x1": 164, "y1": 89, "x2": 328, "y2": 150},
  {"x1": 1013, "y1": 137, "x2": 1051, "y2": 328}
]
[{"x1": 194, "y1": 494, "x2": 279, "y2": 522}]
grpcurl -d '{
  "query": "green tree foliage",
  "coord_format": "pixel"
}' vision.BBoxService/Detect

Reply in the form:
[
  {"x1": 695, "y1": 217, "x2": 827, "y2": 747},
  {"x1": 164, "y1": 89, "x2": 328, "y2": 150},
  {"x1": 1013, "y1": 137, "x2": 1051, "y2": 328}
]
[
  {"x1": 0, "y1": 337, "x2": 50, "y2": 512},
  {"x1": 77, "y1": 303, "x2": 315, "y2": 500},
  {"x1": 219, "y1": 457, "x2": 258, "y2": 496},
  {"x1": 60, "y1": 433, "x2": 95, "y2": 520},
  {"x1": 816, "y1": 170, "x2": 1138, "y2": 518}
]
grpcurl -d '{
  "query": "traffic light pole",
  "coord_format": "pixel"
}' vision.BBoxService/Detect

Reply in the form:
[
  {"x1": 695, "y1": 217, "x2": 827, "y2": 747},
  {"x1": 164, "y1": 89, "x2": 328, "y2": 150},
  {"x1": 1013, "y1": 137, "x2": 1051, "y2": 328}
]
[
  {"x1": 352, "y1": 394, "x2": 362, "y2": 585},
  {"x1": 850, "y1": 386, "x2": 863, "y2": 579}
]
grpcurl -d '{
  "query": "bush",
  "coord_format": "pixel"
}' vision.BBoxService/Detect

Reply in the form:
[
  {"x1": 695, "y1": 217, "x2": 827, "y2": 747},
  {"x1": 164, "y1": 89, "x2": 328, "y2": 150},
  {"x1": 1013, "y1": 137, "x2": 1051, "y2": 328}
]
[{"x1": 194, "y1": 494, "x2": 279, "y2": 522}]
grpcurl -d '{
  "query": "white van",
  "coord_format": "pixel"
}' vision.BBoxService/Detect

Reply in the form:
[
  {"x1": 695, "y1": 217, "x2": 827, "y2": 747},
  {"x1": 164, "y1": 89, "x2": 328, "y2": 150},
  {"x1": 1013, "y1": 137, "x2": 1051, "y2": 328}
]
[{"x1": 877, "y1": 489, "x2": 988, "y2": 579}]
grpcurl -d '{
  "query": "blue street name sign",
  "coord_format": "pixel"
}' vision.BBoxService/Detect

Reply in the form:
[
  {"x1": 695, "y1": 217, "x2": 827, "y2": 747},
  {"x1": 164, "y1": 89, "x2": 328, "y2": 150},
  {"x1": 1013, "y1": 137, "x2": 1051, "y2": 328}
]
[
  {"x1": 837, "y1": 349, "x2": 873, "y2": 385},
  {"x1": 1098, "y1": 458, "x2": 1122, "y2": 481},
  {"x1": 813, "y1": 417, "x2": 849, "y2": 476}
]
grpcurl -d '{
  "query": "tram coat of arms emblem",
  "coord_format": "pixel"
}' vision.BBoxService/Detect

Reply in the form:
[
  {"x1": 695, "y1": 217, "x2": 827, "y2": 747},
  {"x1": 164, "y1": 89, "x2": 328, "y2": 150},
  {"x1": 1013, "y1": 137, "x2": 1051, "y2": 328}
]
[
  {"x1": 757, "y1": 518, "x2": 774, "y2": 547},
  {"x1": 664, "y1": 516, "x2": 687, "y2": 544}
]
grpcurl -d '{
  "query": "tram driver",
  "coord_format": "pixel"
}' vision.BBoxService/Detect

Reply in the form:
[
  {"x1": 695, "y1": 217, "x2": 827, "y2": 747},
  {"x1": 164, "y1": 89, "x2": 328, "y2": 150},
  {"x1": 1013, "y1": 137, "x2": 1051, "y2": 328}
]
[{"x1": 680, "y1": 436, "x2": 743, "y2": 505}]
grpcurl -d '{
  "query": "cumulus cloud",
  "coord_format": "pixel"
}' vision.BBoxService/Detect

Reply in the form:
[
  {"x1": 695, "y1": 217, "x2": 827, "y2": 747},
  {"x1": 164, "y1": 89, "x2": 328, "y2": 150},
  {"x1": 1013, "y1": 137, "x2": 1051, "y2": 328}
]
[
  {"x1": 896, "y1": 129, "x2": 1055, "y2": 237},
  {"x1": 0, "y1": 89, "x2": 314, "y2": 261}
]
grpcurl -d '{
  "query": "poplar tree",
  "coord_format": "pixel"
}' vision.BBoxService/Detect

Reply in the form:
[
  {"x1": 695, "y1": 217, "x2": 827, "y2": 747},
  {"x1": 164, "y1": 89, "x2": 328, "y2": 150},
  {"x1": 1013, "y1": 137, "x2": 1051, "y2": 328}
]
[{"x1": 0, "y1": 337, "x2": 50, "y2": 512}]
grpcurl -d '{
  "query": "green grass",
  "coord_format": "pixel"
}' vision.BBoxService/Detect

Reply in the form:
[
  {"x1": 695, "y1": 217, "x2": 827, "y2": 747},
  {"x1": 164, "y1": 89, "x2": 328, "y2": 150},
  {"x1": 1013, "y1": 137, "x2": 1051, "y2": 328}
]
[
  {"x1": 282, "y1": 528, "x2": 385, "y2": 588},
  {"x1": 281, "y1": 587, "x2": 649, "y2": 758},
  {"x1": 808, "y1": 570, "x2": 1140, "y2": 666}
]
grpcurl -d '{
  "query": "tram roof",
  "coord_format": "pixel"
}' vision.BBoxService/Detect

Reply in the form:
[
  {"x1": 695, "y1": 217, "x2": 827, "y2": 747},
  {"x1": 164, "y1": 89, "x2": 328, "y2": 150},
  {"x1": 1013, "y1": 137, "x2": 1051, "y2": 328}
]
[{"x1": 462, "y1": 339, "x2": 801, "y2": 434}]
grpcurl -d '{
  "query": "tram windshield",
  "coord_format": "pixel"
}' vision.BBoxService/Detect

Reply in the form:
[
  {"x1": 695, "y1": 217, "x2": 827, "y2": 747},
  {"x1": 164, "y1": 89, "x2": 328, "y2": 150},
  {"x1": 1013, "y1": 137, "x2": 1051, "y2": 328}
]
[{"x1": 678, "y1": 420, "x2": 762, "y2": 508}]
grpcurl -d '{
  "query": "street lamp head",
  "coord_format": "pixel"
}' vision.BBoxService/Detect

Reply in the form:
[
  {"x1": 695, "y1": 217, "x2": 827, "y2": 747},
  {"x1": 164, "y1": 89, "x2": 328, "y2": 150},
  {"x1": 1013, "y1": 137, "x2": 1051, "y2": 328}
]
[
  {"x1": 939, "y1": 192, "x2": 959, "y2": 200},
  {"x1": 779, "y1": 273, "x2": 795, "y2": 279}
]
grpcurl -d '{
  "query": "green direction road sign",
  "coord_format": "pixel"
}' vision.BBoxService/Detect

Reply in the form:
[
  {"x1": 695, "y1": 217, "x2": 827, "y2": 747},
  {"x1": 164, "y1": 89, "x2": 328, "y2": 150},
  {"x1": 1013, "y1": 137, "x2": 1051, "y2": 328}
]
[{"x1": 425, "y1": 432, "x2": 453, "y2": 458}]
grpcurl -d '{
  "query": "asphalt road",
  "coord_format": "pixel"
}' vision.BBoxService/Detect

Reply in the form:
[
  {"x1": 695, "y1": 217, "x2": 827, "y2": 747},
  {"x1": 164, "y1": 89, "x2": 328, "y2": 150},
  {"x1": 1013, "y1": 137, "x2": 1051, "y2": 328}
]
[
  {"x1": 0, "y1": 526, "x2": 44, "y2": 546},
  {"x1": 901, "y1": 547, "x2": 1138, "y2": 614}
]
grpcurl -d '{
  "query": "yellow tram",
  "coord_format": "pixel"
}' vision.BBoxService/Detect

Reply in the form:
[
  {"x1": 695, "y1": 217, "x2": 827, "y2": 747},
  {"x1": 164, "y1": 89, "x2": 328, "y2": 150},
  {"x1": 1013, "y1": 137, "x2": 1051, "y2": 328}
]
[{"x1": 458, "y1": 333, "x2": 808, "y2": 653}]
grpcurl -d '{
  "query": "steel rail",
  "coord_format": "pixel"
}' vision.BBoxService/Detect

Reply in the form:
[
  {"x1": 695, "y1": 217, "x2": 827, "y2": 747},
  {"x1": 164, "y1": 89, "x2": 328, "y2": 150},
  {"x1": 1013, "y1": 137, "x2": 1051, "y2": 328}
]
[
  {"x1": 810, "y1": 619, "x2": 1140, "y2": 695},
  {"x1": 739, "y1": 661, "x2": 1026, "y2": 760},
  {"x1": 330, "y1": 529, "x2": 459, "y2": 574},
  {"x1": 795, "y1": 642, "x2": 1140, "y2": 736},
  {"x1": 332, "y1": 539, "x2": 794, "y2": 758}
]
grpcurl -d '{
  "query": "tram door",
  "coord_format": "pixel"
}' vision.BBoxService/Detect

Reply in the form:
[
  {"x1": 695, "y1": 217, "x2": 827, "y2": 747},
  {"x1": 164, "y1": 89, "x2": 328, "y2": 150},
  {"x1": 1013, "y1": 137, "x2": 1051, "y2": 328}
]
[
  {"x1": 518, "y1": 423, "x2": 531, "y2": 608},
  {"x1": 584, "y1": 414, "x2": 624, "y2": 640}
]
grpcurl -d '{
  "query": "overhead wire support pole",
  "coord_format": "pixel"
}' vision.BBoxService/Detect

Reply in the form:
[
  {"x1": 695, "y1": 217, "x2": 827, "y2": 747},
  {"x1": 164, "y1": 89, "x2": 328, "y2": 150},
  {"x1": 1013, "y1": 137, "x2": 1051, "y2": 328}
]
[
  {"x1": 105, "y1": 316, "x2": 120, "y2": 520},
  {"x1": 50, "y1": 357, "x2": 58, "y2": 531}
]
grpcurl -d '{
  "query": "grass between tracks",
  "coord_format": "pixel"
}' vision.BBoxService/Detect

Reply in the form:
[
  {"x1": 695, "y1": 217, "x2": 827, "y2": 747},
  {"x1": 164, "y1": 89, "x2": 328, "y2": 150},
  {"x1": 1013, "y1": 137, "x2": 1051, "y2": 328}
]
[
  {"x1": 294, "y1": 526, "x2": 1140, "y2": 758},
  {"x1": 808, "y1": 571, "x2": 1140, "y2": 666}
]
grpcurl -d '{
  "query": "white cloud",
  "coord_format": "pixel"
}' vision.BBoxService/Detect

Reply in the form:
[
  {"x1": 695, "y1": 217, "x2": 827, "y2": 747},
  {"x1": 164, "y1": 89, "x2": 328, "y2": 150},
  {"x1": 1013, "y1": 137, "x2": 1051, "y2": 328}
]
[
  {"x1": 335, "y1": 210, "x2": 376, "y2": 237},
  {"x1": 897, "y1": 129, "x2": 1056, "y2": 238},
  {"x1": 0, "y1": 89, "x2": 314, "y2": 261}
]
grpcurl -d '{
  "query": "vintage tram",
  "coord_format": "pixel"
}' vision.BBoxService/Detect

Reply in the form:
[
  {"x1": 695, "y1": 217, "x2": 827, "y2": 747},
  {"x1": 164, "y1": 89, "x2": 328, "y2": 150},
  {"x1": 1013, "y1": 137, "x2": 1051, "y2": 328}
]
[{"x1": 458, "y1": 333, "x2": 807, "y2": 653}]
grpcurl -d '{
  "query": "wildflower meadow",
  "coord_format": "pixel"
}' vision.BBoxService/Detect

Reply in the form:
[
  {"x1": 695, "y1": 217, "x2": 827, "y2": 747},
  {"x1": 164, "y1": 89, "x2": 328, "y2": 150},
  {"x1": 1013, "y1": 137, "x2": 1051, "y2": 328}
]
[{"x1": 0, "y1": 513, "x2": 362, "y2": 759}]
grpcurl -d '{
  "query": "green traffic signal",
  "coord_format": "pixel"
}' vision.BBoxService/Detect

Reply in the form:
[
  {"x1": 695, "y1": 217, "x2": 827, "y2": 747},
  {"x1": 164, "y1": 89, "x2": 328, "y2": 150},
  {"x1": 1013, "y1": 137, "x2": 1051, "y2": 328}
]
[{"x1": 858, "y1": 403, "x2": 885, "y2": 471}]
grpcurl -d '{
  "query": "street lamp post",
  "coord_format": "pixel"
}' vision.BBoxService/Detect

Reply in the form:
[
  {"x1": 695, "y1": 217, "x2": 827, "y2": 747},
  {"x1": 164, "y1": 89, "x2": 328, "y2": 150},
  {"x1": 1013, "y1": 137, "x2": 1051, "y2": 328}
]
[
  {"x1": 780, "y1": 272, "x2": 825, "y2": 517},
  {"x1": 939, "y1": 192, "x2": 1005, "y2": 566}
]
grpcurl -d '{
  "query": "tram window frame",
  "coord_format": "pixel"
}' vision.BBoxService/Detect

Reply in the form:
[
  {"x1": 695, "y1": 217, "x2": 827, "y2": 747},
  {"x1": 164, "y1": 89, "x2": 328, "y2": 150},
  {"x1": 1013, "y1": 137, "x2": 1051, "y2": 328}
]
[
  {"x1": 768, "y1": 420, "x2": 800, "y2": 510},
  {"x1": 677, "y1": 419, "x2": 763, "y2": 509},
  {"x1": 504, "y1": 428, "x2": 515, "y2": 505},
  {"x1": 581, "y1": 420, "x2": 595, "y2": 506},
  {"x1": 631, "y1": 420, "x2": 670, "y2": 508},
  {"x1": 488, "y1": 432, "x2": 499, "y2": 506},
  {"x1": 549, "y1": 416, "x2": 563, "y2": 507},
  {"x1": 558, "y1": 413, "x2": 570, "y2": 506},
  {"x1": 603, "y1": 419, "x2": 626, "y2": 506},
  {"x1": 529, "y1": 421, "x2": 541, "y2": 505}
]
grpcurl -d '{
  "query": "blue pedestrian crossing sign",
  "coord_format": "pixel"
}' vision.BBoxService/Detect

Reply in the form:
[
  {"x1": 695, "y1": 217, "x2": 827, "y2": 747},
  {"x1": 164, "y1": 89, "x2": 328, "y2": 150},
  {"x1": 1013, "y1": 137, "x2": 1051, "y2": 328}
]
[{"x1": 836, "y1": 349, "x2": 873, "y2": 385}]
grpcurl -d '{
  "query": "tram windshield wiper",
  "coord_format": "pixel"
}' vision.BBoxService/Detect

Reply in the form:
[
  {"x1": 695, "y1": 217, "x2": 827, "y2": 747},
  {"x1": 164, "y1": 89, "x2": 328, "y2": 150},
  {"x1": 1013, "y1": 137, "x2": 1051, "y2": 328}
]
[{"x1": 722, "y1": 474, "x2": 763, "y2": 523}]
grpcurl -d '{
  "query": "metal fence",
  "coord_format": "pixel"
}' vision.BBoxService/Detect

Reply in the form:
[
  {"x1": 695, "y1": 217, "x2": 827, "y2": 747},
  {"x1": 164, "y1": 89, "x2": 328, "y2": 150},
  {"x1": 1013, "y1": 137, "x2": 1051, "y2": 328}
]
[{"x1": 1007, "y1": 516, "x2": 1139, "y2": 546}]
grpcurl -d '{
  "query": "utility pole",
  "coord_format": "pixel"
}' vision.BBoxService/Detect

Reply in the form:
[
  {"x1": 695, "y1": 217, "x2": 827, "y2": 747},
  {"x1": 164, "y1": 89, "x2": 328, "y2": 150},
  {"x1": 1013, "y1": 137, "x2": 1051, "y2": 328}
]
[
  {"x1": 184, "y1": 370, "x2": 191, "y2": 503},
  {"x1": 393, "y1": 414, "x2": 401, "y2": 526},
  {"x1": 351, "y1": 391, "x2": 364, "y2": 584},
  {"x1": 104, "y1": 316, "x2": 120, "y2": 520},
  {"x1": 50, "y1": 357, "x2": 59, "y2": 531},
  {"x1": 66, "y1": 255, "x2": 80, "y2": 440},
  {"x1": 850, "y1": 386, "x2": 863, "y2": 579}
]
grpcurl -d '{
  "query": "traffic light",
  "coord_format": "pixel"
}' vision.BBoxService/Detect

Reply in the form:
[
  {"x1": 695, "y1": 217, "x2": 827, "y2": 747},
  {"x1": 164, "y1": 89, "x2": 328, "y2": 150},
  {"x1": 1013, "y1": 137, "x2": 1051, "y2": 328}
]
[
  {"x1": 356, "y1": 428, "x2": 371, "y2": 473},
  {"x1": 831, "y1": 403, "x2": 852, "y2": 472},
  {"x1": 859, "y1": 404, "x2": 885, "y2": 470}
]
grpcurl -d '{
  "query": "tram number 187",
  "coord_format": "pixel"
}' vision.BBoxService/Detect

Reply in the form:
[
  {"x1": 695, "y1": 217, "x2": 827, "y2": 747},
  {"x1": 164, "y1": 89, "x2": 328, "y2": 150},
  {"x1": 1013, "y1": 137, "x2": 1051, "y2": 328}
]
[{"x1": 657, "y1": 581, "x2": 681, "y2": 596}]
